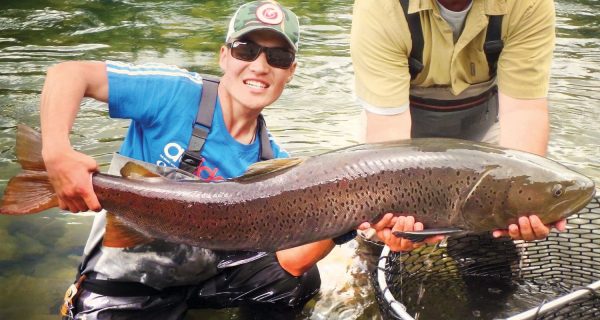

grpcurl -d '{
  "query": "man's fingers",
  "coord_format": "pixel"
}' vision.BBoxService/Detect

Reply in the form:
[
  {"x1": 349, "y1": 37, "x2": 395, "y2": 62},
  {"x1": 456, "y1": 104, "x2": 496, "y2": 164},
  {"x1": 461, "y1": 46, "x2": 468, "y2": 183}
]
[
  {"x1": 388, "y1": 216, "x2": 424, "y2": 252},
  {"x1": 554, "y1": 219, "x2": 567, "y2": 232},
  {"x1": 372, "y1": 213, "x2": 394, "y2": 230},
  {"x1": 74, "y1": 198, "x2": 89, "y2": 213},
  {"x1": 66, "y1": 201, "x2": 80, "y2": 213},
  {"x1": 414, "y1": 222, "x2": 424, "y2": 231},
  {"x1": 508, "y1": 223, "x2": 521, "y2": 239},
  {"x1": 58, "y1": 198, "x2": 67, "y2": 211},
  {"x1": 402, "y1": 216, "x2": 415, "y2": 231},
  {"x1": 82, "y1": 190, "x2": 102, "y2": 212},
  {"x1": 381, "y1": 228, "x2": 392, "y2": 242},
  {"x1": 424, "y1": 235, "x2": 445, "y2": 244},
  {"x1": 529, "y1": 215, "x2": 549, "y2": 239},
  {"x1": 358, "y1": 222, "x2": 371, "y2": 230},
  {"x1": 492, "y1": 230, "x2": 506, "y2": 238}
]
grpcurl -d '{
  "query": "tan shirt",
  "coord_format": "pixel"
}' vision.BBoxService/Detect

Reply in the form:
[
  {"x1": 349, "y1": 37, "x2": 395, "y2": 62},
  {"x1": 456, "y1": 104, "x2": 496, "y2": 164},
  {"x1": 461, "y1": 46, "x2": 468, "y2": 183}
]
[{"x1": 351, "y1": 0, "x2": 555, "y2": 113}]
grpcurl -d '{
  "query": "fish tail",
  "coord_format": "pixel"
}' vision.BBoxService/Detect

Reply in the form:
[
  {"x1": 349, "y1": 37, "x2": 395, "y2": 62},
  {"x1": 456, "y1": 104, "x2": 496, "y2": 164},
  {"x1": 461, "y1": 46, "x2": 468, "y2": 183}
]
[{"x1": 0, "y1": 125, "x2": 58, "y2": 215}]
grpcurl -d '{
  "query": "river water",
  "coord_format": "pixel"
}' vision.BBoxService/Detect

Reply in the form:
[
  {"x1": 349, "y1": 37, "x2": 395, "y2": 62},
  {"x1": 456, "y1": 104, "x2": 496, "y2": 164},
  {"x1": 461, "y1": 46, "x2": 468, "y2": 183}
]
[{"x1": 0, "y1": 0, "x2": 598, "y2": 319}]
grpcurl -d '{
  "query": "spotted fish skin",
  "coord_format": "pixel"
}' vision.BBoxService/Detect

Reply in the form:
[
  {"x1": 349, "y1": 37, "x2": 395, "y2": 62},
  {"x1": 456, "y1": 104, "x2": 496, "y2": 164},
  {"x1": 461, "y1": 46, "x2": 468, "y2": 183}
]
[{"x1": 89, "y1": 139, "x2": 595, "y2": 251}]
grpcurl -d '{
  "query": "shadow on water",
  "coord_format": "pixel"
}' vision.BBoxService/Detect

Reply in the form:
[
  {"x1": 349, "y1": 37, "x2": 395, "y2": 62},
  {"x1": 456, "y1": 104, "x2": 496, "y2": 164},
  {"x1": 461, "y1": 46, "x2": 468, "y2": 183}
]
[{"x1": 0, "y1": 0, "x2": 599, "y2": 319}]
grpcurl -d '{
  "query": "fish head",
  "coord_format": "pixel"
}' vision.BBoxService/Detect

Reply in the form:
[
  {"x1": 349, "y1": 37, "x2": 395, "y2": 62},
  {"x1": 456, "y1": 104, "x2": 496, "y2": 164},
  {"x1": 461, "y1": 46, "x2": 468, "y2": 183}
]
[{"x1": 501, "y1": 152, "x2": 596, "y2": 225}]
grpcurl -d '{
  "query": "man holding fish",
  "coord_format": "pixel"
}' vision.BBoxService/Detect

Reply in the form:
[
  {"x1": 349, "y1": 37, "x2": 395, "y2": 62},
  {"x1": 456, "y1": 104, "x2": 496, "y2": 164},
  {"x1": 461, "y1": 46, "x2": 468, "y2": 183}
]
[
  {"x1": 351, "y1": 0, "x2": 565, "y2": 251},
  {"x1": 35, "y1": 1, "x2": 340, "y2": 318}
]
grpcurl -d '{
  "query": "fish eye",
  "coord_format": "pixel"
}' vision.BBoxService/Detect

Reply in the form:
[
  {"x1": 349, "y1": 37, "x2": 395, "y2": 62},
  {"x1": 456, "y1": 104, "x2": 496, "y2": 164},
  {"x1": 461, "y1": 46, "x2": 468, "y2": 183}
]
[{"x1": 551, "y1": 184, "x2": 564, "y2": 198}]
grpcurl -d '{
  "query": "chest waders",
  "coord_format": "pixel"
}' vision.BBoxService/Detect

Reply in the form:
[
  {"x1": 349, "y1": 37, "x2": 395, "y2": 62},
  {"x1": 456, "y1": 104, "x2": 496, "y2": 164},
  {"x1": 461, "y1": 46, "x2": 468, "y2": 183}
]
[
  {"x1": 399, "y1": 0, "x2": 504, "y2": 140},
  {"x1": 61, "y1": 76, "x2": 275, "y2": 319}
]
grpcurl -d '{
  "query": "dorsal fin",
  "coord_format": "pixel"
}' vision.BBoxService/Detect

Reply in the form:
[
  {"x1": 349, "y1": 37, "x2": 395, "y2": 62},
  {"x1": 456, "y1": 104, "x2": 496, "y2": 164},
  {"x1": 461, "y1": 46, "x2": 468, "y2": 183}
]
[
  {"x1": 235, "y1": 157, "x2": 306, "y2": 181},
  {"x1": 120, "y1": 162, "x2": 162, "y2": 179}
]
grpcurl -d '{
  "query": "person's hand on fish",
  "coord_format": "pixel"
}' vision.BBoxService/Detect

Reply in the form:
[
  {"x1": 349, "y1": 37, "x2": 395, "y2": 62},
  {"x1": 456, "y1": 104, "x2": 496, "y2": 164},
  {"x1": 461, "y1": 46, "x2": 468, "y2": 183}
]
[
  {"x1": 43, "y1": 147, "x2": 101, "y2": 213},
  {"x1": 358, "y1": 213, "x2": 445, "y2": 252},
  {"x1": 492, "y1": 216, "x2": 567, "y2": 241}
]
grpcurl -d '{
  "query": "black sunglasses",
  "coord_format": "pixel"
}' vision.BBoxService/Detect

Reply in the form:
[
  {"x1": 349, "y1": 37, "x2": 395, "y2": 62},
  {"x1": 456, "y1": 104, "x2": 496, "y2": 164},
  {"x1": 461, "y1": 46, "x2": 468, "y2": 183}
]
[{"x1": 227, "y1": 40, "x2": 295, "y2": 69}]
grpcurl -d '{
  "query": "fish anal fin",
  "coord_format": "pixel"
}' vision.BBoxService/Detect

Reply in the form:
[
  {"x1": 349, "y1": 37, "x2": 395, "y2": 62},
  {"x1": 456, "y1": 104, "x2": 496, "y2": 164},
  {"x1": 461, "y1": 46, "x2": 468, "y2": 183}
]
[
  {"x1": 103, "y1": 212, "x2": 153, "y2": 248},
  {"x1": 393, "y1": 228, "x2": 465, "y2": 243},
  {"x1": 237, "y1": 157, "x2": 306, "y2": 181},
  {"x1": 0, "y1": 170, "x2": 57, "y2": 215},
  {"x1": 120, "y1": 162, "x2": 162, "y2": 179}
]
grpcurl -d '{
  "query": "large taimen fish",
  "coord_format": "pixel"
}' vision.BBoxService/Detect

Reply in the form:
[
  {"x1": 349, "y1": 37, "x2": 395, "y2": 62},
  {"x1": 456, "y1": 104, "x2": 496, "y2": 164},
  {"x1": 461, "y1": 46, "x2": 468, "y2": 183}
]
[{"x1": 0, "y1": 125, "x2": 595, "y2": 251}]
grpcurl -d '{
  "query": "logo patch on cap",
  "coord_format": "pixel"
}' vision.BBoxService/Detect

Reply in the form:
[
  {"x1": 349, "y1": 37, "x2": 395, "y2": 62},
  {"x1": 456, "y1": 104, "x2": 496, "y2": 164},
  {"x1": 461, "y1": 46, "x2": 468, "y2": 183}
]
[{"x1": 255, "y1": 3, "x2": 284, "y2": 25}]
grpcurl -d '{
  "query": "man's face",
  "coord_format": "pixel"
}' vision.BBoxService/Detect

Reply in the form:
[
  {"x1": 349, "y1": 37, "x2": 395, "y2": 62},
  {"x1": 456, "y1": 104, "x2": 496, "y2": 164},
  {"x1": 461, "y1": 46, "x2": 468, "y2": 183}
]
[{"x1": 219, "y1": 30, "x2": 297, "y2": 112}]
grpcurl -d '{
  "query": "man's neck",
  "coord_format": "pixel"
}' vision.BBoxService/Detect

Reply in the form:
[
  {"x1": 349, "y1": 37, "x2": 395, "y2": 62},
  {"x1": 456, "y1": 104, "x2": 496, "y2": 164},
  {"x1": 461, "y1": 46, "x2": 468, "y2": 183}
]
[
  {"x1": 437, "y1": 0, "x2": 472, "y2": 11},
  {"x1": 218, "y1": 85, "x2": 260, "y2": 145}
]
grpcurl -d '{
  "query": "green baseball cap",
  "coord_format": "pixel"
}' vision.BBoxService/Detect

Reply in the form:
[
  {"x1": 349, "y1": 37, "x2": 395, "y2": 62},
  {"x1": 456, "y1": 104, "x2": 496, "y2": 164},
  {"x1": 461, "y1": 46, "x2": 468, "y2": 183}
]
[{"x1": 226, "y1": 1, "x2": 300, "y2": 52}]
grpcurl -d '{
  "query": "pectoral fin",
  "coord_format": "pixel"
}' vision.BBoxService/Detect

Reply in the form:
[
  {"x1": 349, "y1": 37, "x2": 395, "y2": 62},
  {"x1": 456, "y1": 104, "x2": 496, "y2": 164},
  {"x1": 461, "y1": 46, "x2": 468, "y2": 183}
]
[
  {"x1": 103, "y1": 212, "x2": 153, "y2": 248},
  {"x1": 392, "y1": 228, "x2": 465, "y2": 243}
]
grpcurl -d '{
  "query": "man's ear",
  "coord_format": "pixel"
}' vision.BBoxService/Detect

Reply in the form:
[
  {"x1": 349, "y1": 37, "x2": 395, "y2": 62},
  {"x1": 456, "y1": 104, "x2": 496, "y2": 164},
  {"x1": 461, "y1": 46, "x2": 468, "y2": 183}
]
[
  {"x1": 287, "y1": 61, "x2": 297, "y2": 83},
  {"x1": 218, "y1": 45, "x2": 228, "y2": 70}
]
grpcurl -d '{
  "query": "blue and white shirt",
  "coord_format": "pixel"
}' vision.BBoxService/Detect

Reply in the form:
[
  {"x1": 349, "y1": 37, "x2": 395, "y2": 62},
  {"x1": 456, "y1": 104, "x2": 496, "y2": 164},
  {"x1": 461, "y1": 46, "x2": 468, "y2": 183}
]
[
  {"x1": 80, "y1": 61, "x2": 288, "y2": 289},
  {"x1": 107, "y1": 60, "x2": 288, "y2": 180}
]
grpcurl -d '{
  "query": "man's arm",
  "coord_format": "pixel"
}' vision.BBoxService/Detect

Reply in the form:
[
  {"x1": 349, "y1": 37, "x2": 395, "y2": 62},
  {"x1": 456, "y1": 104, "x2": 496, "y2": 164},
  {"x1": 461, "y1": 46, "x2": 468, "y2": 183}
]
[
  {"x1": 40, "y1": 61, "x2": 109, "y2": 213},
  {"x1": 362, "y1": 109, "x2": 412, "y2": 143},
  {"x1": 276, "y1": 240, "x2": 335, "y2": 276},
  {"x1": 498, "y1": 93, "x2": 549, "y2": 156}
]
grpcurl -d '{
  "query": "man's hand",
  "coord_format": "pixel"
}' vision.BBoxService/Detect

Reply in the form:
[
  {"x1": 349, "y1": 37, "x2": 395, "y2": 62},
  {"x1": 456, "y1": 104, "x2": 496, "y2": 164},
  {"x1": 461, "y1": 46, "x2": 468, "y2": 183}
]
[
  {"x1": 359, "y1": 213, "x2": 444, "y2": 252},
  {"x1": 43, "y1": 148, "x2": 101, "y2": 213},
  {"x1": 492, "y1": 215, "x2": 566, "y2": 241}
]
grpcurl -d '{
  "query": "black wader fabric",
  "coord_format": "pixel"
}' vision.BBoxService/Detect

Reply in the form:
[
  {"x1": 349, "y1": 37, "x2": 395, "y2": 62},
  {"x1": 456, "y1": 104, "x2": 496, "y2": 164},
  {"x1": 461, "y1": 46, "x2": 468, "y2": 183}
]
[
  {"x1": 71, "y1": 253, "x2": 320, "y2": 319},
  {"x1": 189, "y1": 254, "x2": 321, "y2": 308}
]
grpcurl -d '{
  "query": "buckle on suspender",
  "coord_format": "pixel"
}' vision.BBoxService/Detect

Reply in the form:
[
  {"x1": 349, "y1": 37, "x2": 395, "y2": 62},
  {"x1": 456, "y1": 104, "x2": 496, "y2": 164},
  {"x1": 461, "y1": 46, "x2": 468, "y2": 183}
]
[
  {"x1": 180, "y1": 124, "x2": 209, "y2": 173},
  {"x1": 484, "y1": 39, "x2": 504, "y2": 54},
  {"x1": 408, "y1": 57, "x2": 424, "y2": 79},
  {"x1": 60, "y1": 275, "x2": 87, "y2": 319}
]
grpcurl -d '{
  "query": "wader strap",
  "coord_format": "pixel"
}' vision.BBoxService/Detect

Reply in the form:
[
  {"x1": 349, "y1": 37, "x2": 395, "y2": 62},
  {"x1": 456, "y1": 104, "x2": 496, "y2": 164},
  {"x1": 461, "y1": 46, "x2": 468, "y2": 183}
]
[
  {"x1": 484, "y1": 15, "x2": 504, "y2": 77},
  {"x1": 179, "y1": 76, "x2": 220, "y2": 173},
  {"x1": 81, "y1": 278, "x2": 168, "y2": 297},
  {"x1": 257, "y1": 114, "x2": 273, "y2": 161},
  {"x1": 399, "y1": 0, "x2": 503, "y2": 79},
  {"x1": 400, "y1": 0, "x2": 424, "y2": 80}
]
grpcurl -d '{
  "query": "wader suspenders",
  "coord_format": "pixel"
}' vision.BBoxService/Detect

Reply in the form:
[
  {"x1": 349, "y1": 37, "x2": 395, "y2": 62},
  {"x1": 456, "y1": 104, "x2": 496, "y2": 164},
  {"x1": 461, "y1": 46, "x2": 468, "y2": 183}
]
[
  {"x1": 399, "y1": 0, "x2": 504, "y2": 79},
  {"x1": 484, "y1": 15, "x2": 504, "y2": 77},
  {"x1": 400, "y1": 0, "x2": 424, "y2": 79},
  {"x1": 179, "y1": 76, "x2": 274, "y2": 174}
]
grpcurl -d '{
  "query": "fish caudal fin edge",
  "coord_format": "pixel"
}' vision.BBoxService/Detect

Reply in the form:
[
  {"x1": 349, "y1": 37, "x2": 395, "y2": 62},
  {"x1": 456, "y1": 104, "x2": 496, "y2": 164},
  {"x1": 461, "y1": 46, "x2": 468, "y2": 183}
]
[
  {"x1": 1, "y1": 171, "x2": 58, "y2": 215},
  {"x1": 0, "y1": 125, "x2": 57, "y2": 215},
  {"x1": 104, "y1": 211, "x2": 153, "y2": 248},
  {"x1": 16, "y1": 124, "x2": 46, "y2": 171}
]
